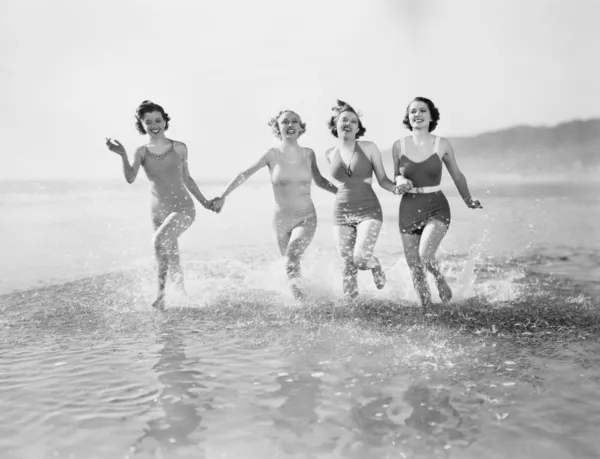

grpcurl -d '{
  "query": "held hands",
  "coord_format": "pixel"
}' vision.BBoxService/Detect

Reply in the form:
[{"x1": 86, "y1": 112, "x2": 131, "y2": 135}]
[
  {"x1": 393, "y1": 176, "x2": 414, "y2": 195},
  {"x1": 105, "y1": 138, "x2": 126, "y2": 156},
  {"x1": 207, "y1": 196, "x2": 225, "y2": 214}
]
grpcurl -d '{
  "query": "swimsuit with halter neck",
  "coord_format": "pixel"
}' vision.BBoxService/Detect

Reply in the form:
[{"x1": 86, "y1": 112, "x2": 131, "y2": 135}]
[
  {"x1": 268, "y1": 147, "x2": 317, "y2": 234},
  {"x1": 397, "y1": 136, "x2": 451, "y2": 235},
  {"x1": 329, "y1": 142, "x2": 382, "y2": 226},
  {"x1": 142, "y1": 141, "x2": 195, "y2": 223}
]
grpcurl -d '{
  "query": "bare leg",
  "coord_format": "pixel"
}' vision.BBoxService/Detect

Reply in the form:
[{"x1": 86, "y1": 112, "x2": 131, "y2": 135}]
[
  {"x1": 152, "y1": 211, "x2": 194, "y2": 309},
  {"x1": 279, "y1": 220, "x2": 317, "y2": 300},
  {"x1": 167, "y1": 240, "x2": 186, "y2": 294},
  {"x1": 333, "y1": 225, "x2": 358, "y2": 299},
  {"x1": 401, "y1": 232, "x2": 432, "y2": 307},
  {"x1": 354, "y1": 219, "x2": 385, "y2": 289},
  {"x1": 419, "y1": 220, "x2": 451, "y2": 304}
]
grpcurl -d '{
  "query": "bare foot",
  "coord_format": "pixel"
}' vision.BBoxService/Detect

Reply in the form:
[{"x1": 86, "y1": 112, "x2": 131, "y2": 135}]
[
  {"x1": 152, "y1": 293, "x2": 166, "y2": 310},
  {"x1": 291, "y1": 284, "x2": 305, "y2": 302},
  {"x1": 371, "y1": 265, "x2": 386, "y2": 290}
]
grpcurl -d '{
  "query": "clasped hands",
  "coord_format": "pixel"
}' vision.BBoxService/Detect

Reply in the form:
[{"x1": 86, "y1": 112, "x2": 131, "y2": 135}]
[
  {"x1": 393, "y1": 176, "x2": 414, "y2": 195},
  {"x1": 204, "y1": 196, "x2": 225, "y2": 214}
]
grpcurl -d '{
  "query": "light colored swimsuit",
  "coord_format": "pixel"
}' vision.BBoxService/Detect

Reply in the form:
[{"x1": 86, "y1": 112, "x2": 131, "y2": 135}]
[
  {"x1": 142, "y1": 141, "x2": 196, "y2": 224},
  {"x1": 268, "y1": 147, "x2": 317, "y2": 233},
  {"x1": 397, "y1": 136, "x2": 450, "y2": 235},
  {"x1": 329, "y1": 142, "x2": 382, "y2": 227}
]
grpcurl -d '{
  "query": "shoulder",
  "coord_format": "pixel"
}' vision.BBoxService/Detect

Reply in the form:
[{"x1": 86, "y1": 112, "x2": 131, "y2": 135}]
[
  {"x1": 172, "y1": 140, "x2": 188, "y2": 158},
  {"x1": 303, "y1": 147, "x2": 317, "y2": 159},
  {"x1": 134, "y1": 145, "x2": 147, "y2": 160},
  {"x1": 358, "y1": 140, "x2": 380, "y2": 159},
  {"x1": 264, "y1": 146, "x2": 277, "y2": 159},
  {"x1": 325, "y1": 146, "x2": 337, "y2": 160},
  {"x1": 437, "y1": 136, "x2": 453, "y2": 156},
  {"x1": 258, "y1": 147, "x2": 277, "y2": 166},
  {"x1": 392, "y1": 138, "x2": 405, "y2": 151}
]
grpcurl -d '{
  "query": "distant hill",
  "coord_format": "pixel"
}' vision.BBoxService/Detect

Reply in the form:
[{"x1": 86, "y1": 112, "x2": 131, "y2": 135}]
[{"x1": 382, "y1": 118, "x2": 600, "y2": 181}]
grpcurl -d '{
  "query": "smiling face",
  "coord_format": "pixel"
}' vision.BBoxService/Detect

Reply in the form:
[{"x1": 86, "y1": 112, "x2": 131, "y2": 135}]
[
  {"x1": 407, "y1": 100, "x2": 432, "y2": 131},
  {"x1": 336, "y1": 110, "x2": 360, "y2": 139},
  {"x1": 141, "y1": 111, "x2": 166, "y2": 138},
  {"x1": 277, "y1": 111, "x2": 302, "y2": 140}
]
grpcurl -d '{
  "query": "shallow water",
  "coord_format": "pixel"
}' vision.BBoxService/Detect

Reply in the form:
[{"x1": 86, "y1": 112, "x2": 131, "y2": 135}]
[{"x1": 1, "y1": 180, "x2": 599, "y2": 458}]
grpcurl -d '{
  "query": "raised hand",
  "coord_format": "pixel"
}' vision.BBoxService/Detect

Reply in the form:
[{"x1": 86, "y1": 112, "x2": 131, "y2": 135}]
[
  {"x1": 105, "y1": 138, "x2": 126, "y2": 156},
  {"x1": 465, "y1": 197, "x2": 483, "y2": 209}
]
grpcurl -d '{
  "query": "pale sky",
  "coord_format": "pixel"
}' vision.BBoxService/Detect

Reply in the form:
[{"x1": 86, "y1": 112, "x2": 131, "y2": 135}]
[{"x1": 2, "y1": 0, "x2": 599, "y2": 180}]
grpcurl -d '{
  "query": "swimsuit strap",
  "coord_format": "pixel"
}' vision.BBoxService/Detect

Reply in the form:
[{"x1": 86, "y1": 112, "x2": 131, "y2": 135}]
[
  {"x1": 171, "y1": 140, "x2": 185, "y2": 161},
  {"x1": 399, "y1": 137, "x2": 406, "y2": 158},
  {"x1": 433, "y1": 136, "x2": 441, "y2": 158}
]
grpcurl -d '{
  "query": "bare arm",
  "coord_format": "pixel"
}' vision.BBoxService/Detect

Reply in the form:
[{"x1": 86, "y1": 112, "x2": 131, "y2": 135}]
[
  {"x1": 392, "y1": 140, "x2": 401, "y2": 180},
  {"x1": 219, "y1": 150, "x2": 270, "y2": 199},
  {"x1": 177, "y1": 142, "x2": 211, "y2": 209},
  {"x1": 106, "y1": 138, "x2": 143, "y2": 184},
  {"x1": 440, "y1": 137, "x2": 482, "y2": 208},
  {"x1": 308, "y1": 149, "x2": 337, "y2": 194},
  {"x1": 210, "y1": 151, "x2": 270, "y2": 214},
  {"x1": 363, "y1": 141, "x2": 397, "y2": 193},
  {"x1": 391, "y1": 139, "x2": 413, "y2": 191}
]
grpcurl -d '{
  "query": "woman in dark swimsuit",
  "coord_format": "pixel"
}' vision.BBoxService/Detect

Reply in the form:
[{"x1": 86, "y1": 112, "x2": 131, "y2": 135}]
[
  {"x1": 325, "y1": 100, "x2": 405, "y2": 299},
  {"x1": 211, "y1": 109, "x2": 337, "y2": 300},
  {"x1": 393, "y1": 97, "x2": 482, "y2": 308},
  {"x1": 105, "y1": 100, "x2": 213, "y2": 310}
]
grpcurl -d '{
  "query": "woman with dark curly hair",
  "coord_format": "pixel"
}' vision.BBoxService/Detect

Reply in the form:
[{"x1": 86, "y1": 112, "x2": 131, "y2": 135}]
[
  {"x1": 325, "y1": 100, "x2": 406, "y2": 299},
  {"x1": 211, "y1": 109, "x2": 337, "y2": 300},
  {"x1": 105, "y1": 100, "x2": 214, "y2": 310},
  {"x1": 392, "y1": 97, "x2": 482, "y2": 308}
]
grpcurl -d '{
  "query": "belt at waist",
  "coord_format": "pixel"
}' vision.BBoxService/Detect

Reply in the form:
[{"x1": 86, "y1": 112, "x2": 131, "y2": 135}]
[{"x1": 405, "y1": 185, "x2": 442, "y2": 194}]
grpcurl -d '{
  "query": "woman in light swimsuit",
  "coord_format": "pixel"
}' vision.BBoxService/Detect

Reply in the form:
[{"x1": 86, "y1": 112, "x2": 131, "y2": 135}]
[
  {"x1": 105, "y1": 100, "x2": 213, "y2": 310},
  {"x1": 393, "y1": 97, "x2": 482, "y2": 308},
  {"x1": 325, "y1": 100, "x2": 406, "y2": 299},
  {"x1": 211, "y1": 109, "x2": 337, "y2": 300}
]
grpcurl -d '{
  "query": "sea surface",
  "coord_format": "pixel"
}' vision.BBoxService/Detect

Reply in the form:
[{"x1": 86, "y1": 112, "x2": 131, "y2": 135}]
[{"x1": 1, "y1": 178, "x2": 599, "y2": 459}]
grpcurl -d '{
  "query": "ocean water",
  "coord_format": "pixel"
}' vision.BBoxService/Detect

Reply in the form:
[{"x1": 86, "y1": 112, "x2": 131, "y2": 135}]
[{"x1": 1, "y1": 178, "x2": 599, "y2": 459}]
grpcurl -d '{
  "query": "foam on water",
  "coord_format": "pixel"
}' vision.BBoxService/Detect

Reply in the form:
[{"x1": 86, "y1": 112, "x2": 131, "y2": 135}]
[{"x1": 2, "y1": 180, "x2": 600, "y2": 458}]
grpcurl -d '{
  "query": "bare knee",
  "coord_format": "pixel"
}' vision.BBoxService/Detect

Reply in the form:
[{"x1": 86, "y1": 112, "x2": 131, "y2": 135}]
[
  {"x1": 419, "y1": 251, "x2": 437, "y2": 271},
  {"x1": 153, "y1": 233, "x2": 171, "y2": 254},
  {"x1": 354, "y1": 254, "x2": 370, "y2": 270},
  {"x1": 404, "y1": 251, "x2": 422, "y2": 270},
  {"x1": 341, "y1": 256, "x2": 357, "y2": 274},
  {"x1": 285, "y1": 253, "x2": 301, "y2": 275}
]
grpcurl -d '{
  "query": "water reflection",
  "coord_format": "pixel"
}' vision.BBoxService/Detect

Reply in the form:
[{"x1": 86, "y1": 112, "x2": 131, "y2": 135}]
[
  {"x1": 265, "y1": 356, "x2": 323, "y2": 455},
  {"x1": 350, "y1": 382, "x2": 477, "y2": 457},
  {"x1": 132, "y1": 324, "x2": 209, "y2": 457}
]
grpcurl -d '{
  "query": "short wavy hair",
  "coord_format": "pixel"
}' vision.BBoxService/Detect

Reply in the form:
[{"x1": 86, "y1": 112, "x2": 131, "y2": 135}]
[
  {"x1": 403, "y1": 97, "x2": 440, "y2": 132},
  {"x1": 267, "y1": 109, "x2": 306, "y2": 139},
  {"x1": 328, "y1": 99, "x2": 366, "y2": 139},
  {"x1": 135, "y1": 100, "x2": 171, "y2": 135}
]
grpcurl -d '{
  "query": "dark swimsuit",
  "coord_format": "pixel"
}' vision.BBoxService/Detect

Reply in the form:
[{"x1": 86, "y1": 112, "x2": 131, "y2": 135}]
[
  {"x1": 330, "y1": 142, "x2": 383, "y2": 227},
  {"x1": 397, "y1": 136, "x2": 451, "y2": 235}
]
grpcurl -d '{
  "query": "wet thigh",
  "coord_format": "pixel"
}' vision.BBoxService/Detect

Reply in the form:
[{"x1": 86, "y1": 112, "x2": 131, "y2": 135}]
[
  {"x1": 419, "y1": 219, "x2": 448, "y2": 260},
  {"x1": 333, "y1": 225, "x2": 357, "y2": 263},
  {"x1": 285, "y1": 218, "x2": 317, "y2": 259},
  {"x1": 354, "y1": 219, "x2": 382, "y2": 260},
  {"x1": 154, "y1": 210, "x2": 195, "y2": 248},
  {"x1": 401, "y1": 232, "x2": 422, "y2": 267}
]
